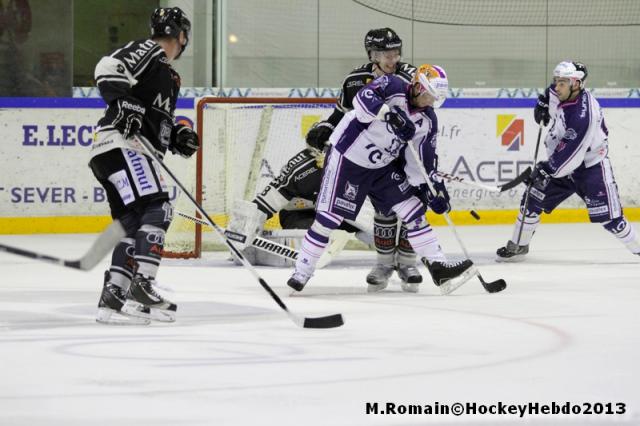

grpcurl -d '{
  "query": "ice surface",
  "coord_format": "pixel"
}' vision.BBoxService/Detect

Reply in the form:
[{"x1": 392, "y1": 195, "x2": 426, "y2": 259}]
[{"x1": 1, "y1": 223, "x2": 638, "y2": 425}]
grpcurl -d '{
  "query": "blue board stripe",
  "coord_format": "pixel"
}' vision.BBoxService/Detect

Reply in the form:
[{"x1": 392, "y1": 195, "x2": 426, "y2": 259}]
[{"x1": 0, "y1": 97, "x2": 639, "y2": 108}]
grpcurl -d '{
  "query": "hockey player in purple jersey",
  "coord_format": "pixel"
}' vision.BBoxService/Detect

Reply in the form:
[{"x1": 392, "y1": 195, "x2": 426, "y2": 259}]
[
  {"x1": 306, "y1": 28, "x2": 424, "y2": 290},
  {"x1": 287, "y1": 64, "x2": 475, "y2": 292},
  {"x1": 497, "y1": 61, "x2": 640, "y2": 261}
]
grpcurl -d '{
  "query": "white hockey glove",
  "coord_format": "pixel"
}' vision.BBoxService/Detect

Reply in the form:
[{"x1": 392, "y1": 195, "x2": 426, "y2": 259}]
[{"x1": 225, "y1": 199, "x2": 267, "y2": 250}]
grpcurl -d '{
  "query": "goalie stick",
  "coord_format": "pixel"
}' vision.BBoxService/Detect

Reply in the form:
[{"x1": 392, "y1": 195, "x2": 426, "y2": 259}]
[
  {"x1": 0, "y1": 220, "x2": 125, "y2": 271},
  {"x1": 175, "y1": 211, "x2": 298, "y2": 262},
  {"x1": 407, "y1": 142, "x2": 507, "y2": 294},
  {"x1": 433, "y1": 167, "x2": 532, "y2": 193},
  {"x1": 135, "y1": 135, "x2": 343, "y2": 329}
]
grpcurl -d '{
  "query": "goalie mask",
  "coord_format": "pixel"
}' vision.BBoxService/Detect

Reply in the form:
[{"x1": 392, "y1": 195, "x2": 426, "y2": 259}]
[
  {"x1": 150, "y1": 7, "x2": 191, "y2": 59},
  {"x1": 412, "y1": 64, "x2": 449, "y2": 108}
]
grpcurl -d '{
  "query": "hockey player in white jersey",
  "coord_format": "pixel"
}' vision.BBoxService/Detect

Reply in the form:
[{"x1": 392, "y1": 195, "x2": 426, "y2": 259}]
[
  {"x1": 287, "y1": 64, "x2": 474, "y2": 292},
  {"x1": 496, "y1": 61, "x2": 640, "y2": 261}
]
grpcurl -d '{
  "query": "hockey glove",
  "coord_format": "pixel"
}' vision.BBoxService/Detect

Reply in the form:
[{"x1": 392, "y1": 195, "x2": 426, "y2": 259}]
[
  {"x1": 384, "y1": 106, "x2": 415, "y2": 142},
  {"x1": 306, "y1": 121, "x2": 334, "y2": 151},
  {"x1": 526, "y1": 161, "x2": 554, "y2": 190},
  {"x1": 112, "y1": 96, "x2": 146, "y2": 139},
  {"x1": 170, "y1": 123, "x2": 200, "y2": 158},
  {"x1": 419, "y1": 174, "x2": 451, "y2": 215},
  {"x1": 534, "y1": 89, "x2": 550, "y2": 126}
]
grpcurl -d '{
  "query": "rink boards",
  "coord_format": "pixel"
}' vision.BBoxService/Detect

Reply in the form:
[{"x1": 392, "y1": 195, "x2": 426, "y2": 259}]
[{"x1": 0, "y1": 96, "x2": 639, "y2": 234}]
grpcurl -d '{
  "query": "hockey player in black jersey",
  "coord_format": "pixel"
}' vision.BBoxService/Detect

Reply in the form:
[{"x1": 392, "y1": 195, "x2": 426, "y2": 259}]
[
  {"x1": 305, "y1": 28, "x2": 423, "y2": 291},
  {"x1": 90, "y1": 7, "x2": 199, "y2": 324}
]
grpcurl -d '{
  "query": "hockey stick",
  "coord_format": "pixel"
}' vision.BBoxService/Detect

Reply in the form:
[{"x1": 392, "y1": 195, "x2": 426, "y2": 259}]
[
  {"x1": 434, "y1": 167, "x2": 532, "y2": 193},
  {"x1": 135, "y1": 135, "x2": 343, "y2": 329},
  {"x1": 175, "y1": 210, "x2": 298, "y2": 262},
  {"x1": 0, "y1": 220, "x2": 125, "y2": 271},
  {"x1": 515, "y1": 123, "x2": 544, "y2": 246},
  {"x1": 407, "y1": 142, "x2": 507, "y2": 294}
]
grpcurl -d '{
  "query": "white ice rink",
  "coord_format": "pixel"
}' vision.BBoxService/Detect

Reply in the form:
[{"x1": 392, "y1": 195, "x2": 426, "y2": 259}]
[{"x1": 1, "y1": 223, "x2": 638, "y2": 425}]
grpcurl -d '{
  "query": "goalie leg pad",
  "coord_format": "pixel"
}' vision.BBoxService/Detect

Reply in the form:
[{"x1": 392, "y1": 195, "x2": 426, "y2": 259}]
[{"x1": 226, "y1": 199, "x2": 267, "y2": 249}]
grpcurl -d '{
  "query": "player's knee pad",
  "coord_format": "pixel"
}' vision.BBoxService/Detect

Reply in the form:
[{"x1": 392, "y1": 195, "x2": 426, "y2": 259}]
[
  {"x1": 391, "y1": 196, "x2": 426, "y2": 224},
  {"x1": 402, "y1": 213, "x2": 427, "y2": 231},
  {"x1": 140, "y1": 200, "x2": 173, "y2": 232},
  {"x1": 309, "y1": 220, "x2": 335, "y2": 239},
  {"x1": 603, "y1": 216, "x2": 629, "y2": 235},
  {"x1": 119, "y1": 211, "x2": 141, "y2": 238},
  {"x1": 314, "y1": 210, "x2": 344, "y2": 233}
]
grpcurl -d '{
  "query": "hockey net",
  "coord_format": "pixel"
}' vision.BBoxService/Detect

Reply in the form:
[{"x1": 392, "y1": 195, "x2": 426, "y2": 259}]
[{"x1": 163, "y1": 97, "x2": 336, "y2": 258}]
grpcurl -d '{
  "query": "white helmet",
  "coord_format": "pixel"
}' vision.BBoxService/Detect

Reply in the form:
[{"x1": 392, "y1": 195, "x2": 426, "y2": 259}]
[
  {"x1": 553, "y1": 61, "x2": 588, "y2": 88},
  {"x1": 413, "y1": 64, "x2": 448, "y2": 108}
]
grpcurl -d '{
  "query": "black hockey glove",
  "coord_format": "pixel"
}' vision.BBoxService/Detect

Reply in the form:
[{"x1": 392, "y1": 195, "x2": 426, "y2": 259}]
[
  {"x1": 112, "y1": 96, "x2": 146, "y2": 139},
  {"x1": 306, "y1": 121, "x2": 334, "y2": 151},
  {"x1": 170, "y1": 124, "x2": 200, "y2": 158},
  {"x1": 384, "y1": 106, "x2": 415, "y2": 142},
  {"x1": 418, "y1": 175, "x2": 451, "y2": 215},
  {"x1": 526, "y1": 161, "x2": 553, "y2": 190},
  {"x1": 534, "y1": 89, "x2": 550, "y2": 126}
]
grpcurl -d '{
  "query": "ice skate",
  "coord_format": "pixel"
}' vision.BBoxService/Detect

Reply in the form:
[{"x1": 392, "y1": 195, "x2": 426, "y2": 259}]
[
  {"x1": 366, "y1": 264, "x2": 394, "y2": 293},
  {"x1": 397, "y1": 264, "x2": 423, "y2": 293},
  {"x1": 495, "y1": 240, "x2": 529, "y2": 262},
  {"x1": 424, "y1": 258, "x2": 476, "y2": 295},
  {"x1": 96, "y1": 271, "x2": 150, "y2": 325},
  {"x1": 122, "y1": 274, "x2": 177, "y2": 322},
  {"x1": 287, "y1": 270, "x2": 312, "y2": 292}
]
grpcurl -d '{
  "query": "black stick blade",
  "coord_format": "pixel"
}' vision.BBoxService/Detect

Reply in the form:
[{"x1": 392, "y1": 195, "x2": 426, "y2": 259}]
[
  {"x1": 303, "y1": 314, "x2": 344, "y2": 329},
  {"x1": 481, "y1": 278, "x2": 507, "y2": 293},
  {"x1": 499, "y1": 167, "x2": 531, "y2": 192}
]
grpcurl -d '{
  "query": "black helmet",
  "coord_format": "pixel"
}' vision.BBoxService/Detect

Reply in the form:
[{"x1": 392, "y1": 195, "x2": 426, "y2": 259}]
[
  {"x1": 150, "y1": 7, "x2": 191, "y2": 57},
  {"x1": 364, "y1": 28, "x2": 402, "y2": 59}
]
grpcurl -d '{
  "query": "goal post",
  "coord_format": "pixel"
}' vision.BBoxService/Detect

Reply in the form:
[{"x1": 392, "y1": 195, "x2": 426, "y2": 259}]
[{"x1": 163, "y1": 97, "x2": 337, "y2": 258}]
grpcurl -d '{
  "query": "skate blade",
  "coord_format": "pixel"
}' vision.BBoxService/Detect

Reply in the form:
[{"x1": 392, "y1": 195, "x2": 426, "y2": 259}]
[
  {"x1": 367, "y1": 282, "x2": 389, "y2": 293},
  {"x1": 439, "y1": 266, "x2": 478, "y2": 295},
  {"x1": 400, "y1": 282, "x2": 420, "y2": 293},
  {"x1": 149, "y1": 307, "x2": 176, "y2": 323},
  {"x1": 96, "y1": 307, "x2": 150, "y2": 326},
  {"x1": 495, "y1": 254, "x2": 526, "y2": 263}
]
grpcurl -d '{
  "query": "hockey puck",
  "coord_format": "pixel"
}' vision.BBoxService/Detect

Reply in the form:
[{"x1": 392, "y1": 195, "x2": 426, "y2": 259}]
[{"x1": 470, "y1": 210, "x2": 481, "y2": 220}]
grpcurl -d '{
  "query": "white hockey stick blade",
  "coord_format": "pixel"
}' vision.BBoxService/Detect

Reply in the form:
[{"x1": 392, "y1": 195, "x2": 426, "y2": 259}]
[
  {"x1": 175, "y1": 211, "x2": 299, "y2": 262},
  {"x1": 0, "y1": 220, "x2": 125, "y2": 271},
  {"x1": 316, "y1": 230, "x2": 352, "y2": 269},
  {"x1": 438, "y1": 266, "x2": 478, "y2": 295}
]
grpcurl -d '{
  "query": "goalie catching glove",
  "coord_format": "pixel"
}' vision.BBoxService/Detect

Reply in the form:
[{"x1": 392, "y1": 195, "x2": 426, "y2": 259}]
[
  {"x1": 384, "y1": 106, "x2": 415, "y2": 142},
  {"x1": 170, "y1": 123, "x2": 200, "y2": 158},
  {"x1": 111, "y1": 96, "x2": 146, "y2": 139},
  {"x1": 306, "y1": 121, "x2": 334, "y2": 152},
  {"x1": 419, "y1": 173, "x2": 451, "y2": 214}
]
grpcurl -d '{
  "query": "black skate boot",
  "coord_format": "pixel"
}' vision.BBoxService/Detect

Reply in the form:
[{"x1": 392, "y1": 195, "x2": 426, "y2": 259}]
[
  {"x1": 496, "y1": 240, "x2": 529, "y2": 262},
  {"x1": 123, "y1": 274, "x2": 177, "y2": 322},
  {"x1": 366, "y1": 264, "x2": 395, "y2": 293},
  {"x1": 424, "y1": 258, "x2": 476, "y2": 295},
  {"x1": 396, "y1": 263, "x2": 423, "y2": 293},
  {"x1": 287, "y1": 270, "x2": 312, "y2": 292},
  {"x1": 96, "y1": 271, "x2": 150, "y2": 325}
]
